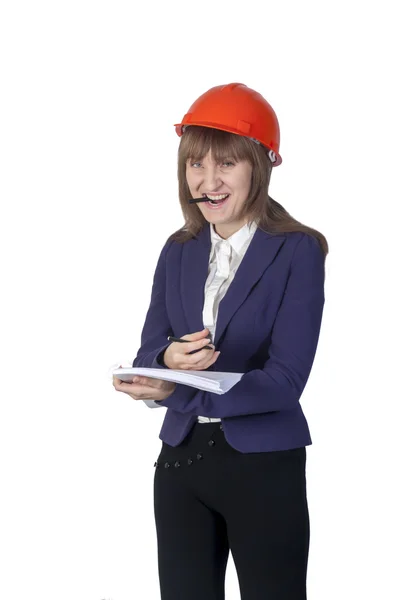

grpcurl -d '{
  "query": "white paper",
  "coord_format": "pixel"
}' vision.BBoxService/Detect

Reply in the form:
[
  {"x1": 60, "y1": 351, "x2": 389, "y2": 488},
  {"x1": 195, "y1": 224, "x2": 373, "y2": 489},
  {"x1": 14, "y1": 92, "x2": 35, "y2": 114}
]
[{"x1": 112, "y1": 367, "x2": 244, "y2": 395}]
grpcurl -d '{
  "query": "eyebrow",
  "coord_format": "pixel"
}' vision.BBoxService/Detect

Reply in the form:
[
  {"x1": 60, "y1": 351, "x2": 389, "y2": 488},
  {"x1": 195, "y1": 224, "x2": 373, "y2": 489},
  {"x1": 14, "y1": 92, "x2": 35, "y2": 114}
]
[{"x1": 187, "y1": 156, "x2": 237, "y2": 162}]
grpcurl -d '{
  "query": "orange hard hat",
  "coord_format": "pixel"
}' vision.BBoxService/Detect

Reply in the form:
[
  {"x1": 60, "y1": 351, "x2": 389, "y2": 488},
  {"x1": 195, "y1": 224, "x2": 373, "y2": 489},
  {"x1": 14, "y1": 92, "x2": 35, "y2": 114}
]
[{"x1": 175, "y1": 82, "x2": 282, "y2": 167}]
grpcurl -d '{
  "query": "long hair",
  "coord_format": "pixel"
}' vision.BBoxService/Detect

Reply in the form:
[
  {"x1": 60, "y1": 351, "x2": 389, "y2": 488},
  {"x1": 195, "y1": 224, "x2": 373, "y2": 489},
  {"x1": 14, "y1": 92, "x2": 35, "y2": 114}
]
[{"x1": 169, "y1": 126, "x2": 328, "y2": 257}]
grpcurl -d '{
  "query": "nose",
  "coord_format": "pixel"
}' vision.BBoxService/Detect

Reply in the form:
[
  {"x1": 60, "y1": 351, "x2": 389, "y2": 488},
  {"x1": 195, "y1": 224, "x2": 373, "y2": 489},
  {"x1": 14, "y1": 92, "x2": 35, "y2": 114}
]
[{"x1": 203, "y1": 165, "x2": 222, "y2": 191}]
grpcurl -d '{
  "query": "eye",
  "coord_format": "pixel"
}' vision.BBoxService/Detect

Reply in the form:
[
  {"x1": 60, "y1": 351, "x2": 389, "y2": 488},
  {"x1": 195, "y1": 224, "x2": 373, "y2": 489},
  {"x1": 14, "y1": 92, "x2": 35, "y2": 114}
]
[
  {"x1": 190, "y1": 161, "x2": 202, "y2": 168},
  {"x1": 221, "y1": 160, "x2": 235, "y2": 167}
]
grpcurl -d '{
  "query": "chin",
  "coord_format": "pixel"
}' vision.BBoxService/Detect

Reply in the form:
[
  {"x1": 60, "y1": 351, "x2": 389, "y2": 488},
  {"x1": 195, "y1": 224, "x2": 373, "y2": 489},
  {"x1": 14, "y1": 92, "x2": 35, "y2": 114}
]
[{"x1": 202, "y1": 215, "x2": 224, "y2": 224}]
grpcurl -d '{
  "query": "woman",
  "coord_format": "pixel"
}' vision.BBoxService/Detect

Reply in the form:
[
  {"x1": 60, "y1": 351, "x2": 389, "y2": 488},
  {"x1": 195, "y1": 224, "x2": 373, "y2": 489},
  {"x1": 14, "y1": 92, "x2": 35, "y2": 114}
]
[{"x1": 113, "y1": 82, "x2": 328, "y2": 600}]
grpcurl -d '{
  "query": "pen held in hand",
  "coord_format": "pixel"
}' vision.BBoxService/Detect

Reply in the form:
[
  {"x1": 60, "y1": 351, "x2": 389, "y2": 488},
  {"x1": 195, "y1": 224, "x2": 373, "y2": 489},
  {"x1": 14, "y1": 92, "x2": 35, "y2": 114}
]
[{"x1": 168, "y1": 335, "x2": 214, "y2": 354}]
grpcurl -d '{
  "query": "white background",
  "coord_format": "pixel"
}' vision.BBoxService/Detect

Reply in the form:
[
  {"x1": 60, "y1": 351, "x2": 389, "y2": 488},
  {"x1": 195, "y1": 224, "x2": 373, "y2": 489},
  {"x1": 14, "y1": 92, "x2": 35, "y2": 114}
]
[{"x1": 1, "y1": 1, "x2": 399, "y2": 599}]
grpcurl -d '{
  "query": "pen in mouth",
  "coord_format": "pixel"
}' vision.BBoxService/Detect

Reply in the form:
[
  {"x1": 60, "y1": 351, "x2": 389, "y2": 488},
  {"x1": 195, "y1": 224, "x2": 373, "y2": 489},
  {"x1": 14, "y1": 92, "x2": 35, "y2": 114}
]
[
  {"x1": 189, "y1": 193, "x2": 230, "y2": 206},
  {"x1": 188, "y1": 197, "x2": 209, "y2": 204}
]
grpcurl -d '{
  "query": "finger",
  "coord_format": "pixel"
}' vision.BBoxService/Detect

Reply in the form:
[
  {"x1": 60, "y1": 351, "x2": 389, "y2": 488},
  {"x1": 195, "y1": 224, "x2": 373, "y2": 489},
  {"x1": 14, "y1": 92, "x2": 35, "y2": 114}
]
[
  {"x1": 169, "y1": 341, "x2": 212, "y2": 364},
  {"x1": 113, "y1": 380, "x2": 137, "y2": 392},
  {"x1": 177, "y1": 348, "x2": 211, "y2": 369},
  {"x1": 181, "y1": 328, "x2": 211, "y2": 342},
  {"x1": 115, "y1": 382, "x2": 154, "y2": 399},
  {"x1": 133, "y1": 376, "x2": 162, "y2": 388},
  {"x1": 127, "y1": 384, "x2": 168, "y2": 401},
  {"x1": 195, "y1": 350, "x2": 221, "y2": 371},
  {"x1": 210, "y1": 351, "x2": 221, "y2": 365},
  {"x1": 180, "y1": 351, "x2": 216, "y2": 371},
  {"x1": 183, "y1": 338, "x2": 214, "y2": 354},
  {"x1": 187, "y1": 347, "x2": 216, "y2": 366}
]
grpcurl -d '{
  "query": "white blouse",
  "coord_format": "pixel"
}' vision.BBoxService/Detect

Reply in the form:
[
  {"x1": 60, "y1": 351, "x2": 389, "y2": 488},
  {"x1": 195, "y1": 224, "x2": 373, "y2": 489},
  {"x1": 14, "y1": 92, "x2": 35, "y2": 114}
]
[{"x1": 198, "y1": 221, "x2": 258, "y2": 423}]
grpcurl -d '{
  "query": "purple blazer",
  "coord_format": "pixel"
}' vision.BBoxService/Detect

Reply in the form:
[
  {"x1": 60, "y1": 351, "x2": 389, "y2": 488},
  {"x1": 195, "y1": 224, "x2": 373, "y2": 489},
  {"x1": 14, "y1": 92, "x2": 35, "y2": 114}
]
[{"x1": 132, "y1": 224, "x2": 325, "y2": 453}]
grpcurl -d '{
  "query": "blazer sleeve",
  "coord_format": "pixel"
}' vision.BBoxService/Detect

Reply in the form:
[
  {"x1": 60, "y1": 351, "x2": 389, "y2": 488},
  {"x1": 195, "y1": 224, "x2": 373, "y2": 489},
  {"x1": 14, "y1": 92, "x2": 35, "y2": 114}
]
[
  {"x1": 132, "y1": 238, "x2": 174, "y2": 371},
  {"x1": 159, "y1": 233, "x2": 326, "y2": 418}
]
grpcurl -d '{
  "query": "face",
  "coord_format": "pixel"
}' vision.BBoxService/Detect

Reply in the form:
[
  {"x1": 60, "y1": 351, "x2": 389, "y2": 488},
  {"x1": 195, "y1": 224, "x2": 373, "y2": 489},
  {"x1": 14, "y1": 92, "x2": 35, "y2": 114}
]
[{"x1": 186, "y1": 149, "x2": 252, "y2": 239}]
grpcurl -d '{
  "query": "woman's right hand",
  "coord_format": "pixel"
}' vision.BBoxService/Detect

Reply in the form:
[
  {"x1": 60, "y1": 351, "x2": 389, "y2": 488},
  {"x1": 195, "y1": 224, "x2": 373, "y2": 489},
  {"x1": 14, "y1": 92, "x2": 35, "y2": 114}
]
[{"x1": 163, "y1": 328, "x2": 221, "y2": 370}]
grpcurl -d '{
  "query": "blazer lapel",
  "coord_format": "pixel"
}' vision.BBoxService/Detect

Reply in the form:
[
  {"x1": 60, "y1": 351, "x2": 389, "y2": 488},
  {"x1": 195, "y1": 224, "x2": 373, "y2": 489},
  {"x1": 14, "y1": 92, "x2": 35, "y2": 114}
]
[
  {"x1": 180, "y1": 225, "x2": 285, "y2": 346},
  {"x1": 180, "y1": 225, "x2": 211, "y2": 335},
  {"x1": 214, "y1": 228, "x2": 285, "y2": 346}
]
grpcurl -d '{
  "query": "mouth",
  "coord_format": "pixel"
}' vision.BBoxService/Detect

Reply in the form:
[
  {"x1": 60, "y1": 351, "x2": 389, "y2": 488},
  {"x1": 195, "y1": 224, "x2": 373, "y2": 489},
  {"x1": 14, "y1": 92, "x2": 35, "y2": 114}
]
[{"x1": 202, "y1": 193, "x2": 230, "y2": 209}]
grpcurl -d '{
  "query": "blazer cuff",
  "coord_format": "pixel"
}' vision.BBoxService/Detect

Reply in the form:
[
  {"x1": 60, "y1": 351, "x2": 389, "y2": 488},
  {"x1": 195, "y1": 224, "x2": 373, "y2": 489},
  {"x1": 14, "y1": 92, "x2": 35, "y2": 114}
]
[
  {"x1": 133, "y1": 344, "x2": 171, "y2": 370},
  {"x1": 154, "y1": 347, "x2": 169, "y2": 369}
]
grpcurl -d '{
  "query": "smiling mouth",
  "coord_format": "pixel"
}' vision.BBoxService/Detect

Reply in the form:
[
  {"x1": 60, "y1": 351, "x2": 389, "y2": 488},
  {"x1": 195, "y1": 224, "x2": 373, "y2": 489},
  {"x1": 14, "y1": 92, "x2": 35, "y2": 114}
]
[{"x1": 202, "y1": 193, "x2": 230, "y2": 206}]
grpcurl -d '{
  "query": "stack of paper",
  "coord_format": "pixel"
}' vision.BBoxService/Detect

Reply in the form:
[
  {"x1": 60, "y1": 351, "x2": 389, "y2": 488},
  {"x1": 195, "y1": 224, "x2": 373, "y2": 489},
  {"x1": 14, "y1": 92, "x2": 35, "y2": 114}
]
[{"x1": 112, "y1": 367, "x2": 244, "y2": 395}]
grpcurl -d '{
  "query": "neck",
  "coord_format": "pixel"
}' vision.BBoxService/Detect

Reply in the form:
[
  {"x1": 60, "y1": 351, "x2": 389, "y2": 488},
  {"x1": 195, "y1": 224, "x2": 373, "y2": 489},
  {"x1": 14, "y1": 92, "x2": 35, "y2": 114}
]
[{"x1": 214, "y1": 221, "x2": 248, "y2": 239}]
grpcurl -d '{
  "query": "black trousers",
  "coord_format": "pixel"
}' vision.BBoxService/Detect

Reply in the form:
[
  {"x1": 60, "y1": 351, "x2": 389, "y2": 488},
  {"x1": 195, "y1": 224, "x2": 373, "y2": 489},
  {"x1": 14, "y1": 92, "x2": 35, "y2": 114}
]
[{"x1": 153, "y1": 422, "x2": 309, "y2": 600}]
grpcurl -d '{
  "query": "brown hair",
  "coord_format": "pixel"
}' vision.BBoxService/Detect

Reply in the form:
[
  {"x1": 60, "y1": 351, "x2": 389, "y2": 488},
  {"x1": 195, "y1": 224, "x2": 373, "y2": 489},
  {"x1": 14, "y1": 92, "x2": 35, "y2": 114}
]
[{"x1": 169, "y1": 126, "x2": 328, "y2": 257}]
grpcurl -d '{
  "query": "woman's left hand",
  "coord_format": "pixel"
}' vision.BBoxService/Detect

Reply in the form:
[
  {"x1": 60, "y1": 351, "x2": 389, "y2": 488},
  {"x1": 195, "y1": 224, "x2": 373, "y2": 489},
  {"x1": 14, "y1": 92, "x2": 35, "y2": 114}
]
[{"x1": 112, "y1": 371, "x2": 176, "y2": 402}]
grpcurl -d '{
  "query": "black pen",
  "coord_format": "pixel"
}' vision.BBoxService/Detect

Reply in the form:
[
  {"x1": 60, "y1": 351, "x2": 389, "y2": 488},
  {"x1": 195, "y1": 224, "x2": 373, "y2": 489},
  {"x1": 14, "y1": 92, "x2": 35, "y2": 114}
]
[
  {"x1": 168, "y1": 335, "x2": 214, "y2": 353},
  {"x1": 188, "y1": 197, "x2": 209, "y2": 204}
]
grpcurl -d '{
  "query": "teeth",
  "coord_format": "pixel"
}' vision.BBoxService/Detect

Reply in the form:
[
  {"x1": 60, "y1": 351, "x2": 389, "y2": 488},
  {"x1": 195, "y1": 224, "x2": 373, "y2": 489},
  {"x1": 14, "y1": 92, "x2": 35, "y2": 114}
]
[{"x1": 206, "y1": 193, "x2": 229, "y2": 201}]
